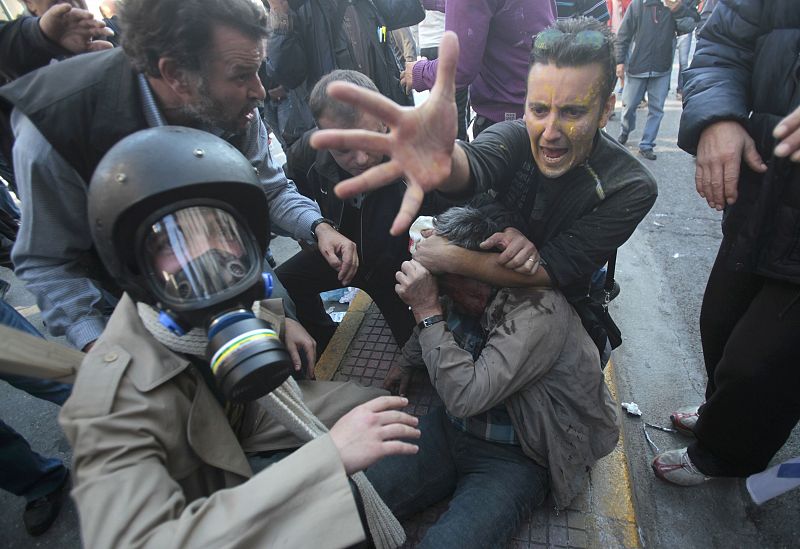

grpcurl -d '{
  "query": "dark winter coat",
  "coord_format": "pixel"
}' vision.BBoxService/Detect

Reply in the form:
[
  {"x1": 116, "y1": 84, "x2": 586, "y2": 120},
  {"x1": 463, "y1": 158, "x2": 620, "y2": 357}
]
[
  {"x1": 267, "y1": 0, "x2": 423, "y2": 107},
  {"x1": 678, "y1": 0, "x2": 800, "y2": 283},
  {"x1": 0, "y1": 16, "x2": 70, "y2": 83},
  {"x1": 615, "y1": 0, "x2": 699, "y2": 74}
]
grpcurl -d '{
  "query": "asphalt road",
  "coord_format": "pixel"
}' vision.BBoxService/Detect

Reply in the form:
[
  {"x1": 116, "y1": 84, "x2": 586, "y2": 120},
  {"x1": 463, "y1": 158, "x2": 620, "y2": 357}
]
[
  {"x1": 605, "y1": 92, "x2": 800, "y2": 548},
  {"x1": 2, "y1": 79, "x2": 799, "y2": 549}
]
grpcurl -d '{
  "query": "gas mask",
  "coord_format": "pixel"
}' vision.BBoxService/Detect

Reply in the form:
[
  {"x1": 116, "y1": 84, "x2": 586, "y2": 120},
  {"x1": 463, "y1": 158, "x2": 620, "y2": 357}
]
[
  {"x1": 88, "y1": 126, "x2": 294, "y2": 403},
  {"x1": 138, "y1": 204, "x2": 293, "y2": 402}
]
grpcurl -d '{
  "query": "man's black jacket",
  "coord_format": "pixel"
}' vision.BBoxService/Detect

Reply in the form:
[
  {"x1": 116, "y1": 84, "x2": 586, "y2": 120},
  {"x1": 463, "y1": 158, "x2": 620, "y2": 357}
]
[
  {"x1": 0, "y1": 16, "x2": 69, "y2": 82},
  {"x1": 678, "y1": 0, "x2": 800, "y2": 283},
  {"x1": 267, "y1": 0, "x2": 423, "y2": 106}
]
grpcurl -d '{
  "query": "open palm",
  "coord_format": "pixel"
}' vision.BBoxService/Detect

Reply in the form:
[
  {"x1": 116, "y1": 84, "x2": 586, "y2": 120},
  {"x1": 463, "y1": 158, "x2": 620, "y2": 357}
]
[{"x1": 310, "y1": 32, "x2": 460, "y2": 235}]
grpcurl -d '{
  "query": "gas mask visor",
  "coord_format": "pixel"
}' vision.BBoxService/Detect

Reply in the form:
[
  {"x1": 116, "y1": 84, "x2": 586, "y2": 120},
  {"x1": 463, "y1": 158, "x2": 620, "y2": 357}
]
[
  {"x1": 141, "y1": 205, "x2": 259, "y2": 308},
  {"x1": 140, "y1": 205, "x2": 293, "y2": 402}
]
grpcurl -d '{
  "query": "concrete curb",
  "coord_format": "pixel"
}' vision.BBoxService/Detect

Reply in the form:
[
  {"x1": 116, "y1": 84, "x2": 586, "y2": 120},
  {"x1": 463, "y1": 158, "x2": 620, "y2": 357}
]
[
  {"x1": 588, "y1": 361, "x2": 641, "y2": 548},
  {"x1": 313, "y1": 291, "x2": 374, "y2": 381}
]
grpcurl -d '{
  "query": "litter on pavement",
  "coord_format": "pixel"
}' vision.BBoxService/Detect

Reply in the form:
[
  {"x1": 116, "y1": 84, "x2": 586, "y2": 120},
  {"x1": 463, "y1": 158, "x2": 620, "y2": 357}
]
[{"x1": 621, "y1": 402, "x2": 642, "y2": 416}]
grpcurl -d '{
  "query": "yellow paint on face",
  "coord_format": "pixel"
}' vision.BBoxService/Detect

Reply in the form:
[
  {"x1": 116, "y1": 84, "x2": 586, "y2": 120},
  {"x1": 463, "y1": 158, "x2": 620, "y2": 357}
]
[{"x1": 525, "y1": 62, "x2": 613, "y2": 178}]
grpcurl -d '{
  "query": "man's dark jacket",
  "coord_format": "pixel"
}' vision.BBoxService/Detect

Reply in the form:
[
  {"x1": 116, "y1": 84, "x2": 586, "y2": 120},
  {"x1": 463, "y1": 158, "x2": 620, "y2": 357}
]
[
  {"x1": 267, "y1": 0, "x2": 423, "y2": 106},
  {"x1": 0, "y1": 48, "x2": 145, "y2": 292},
  {"x1": 0, "y1": 16, "x2": 70, "y2": 83},
  {"x1": 0, "y1": 48, "x2": 145, "y2": 183},
  {"x1": 678, "y1": 0, "x2": 800, "y2": 283},
  {"x1": 615, "y1": 0, "x2": 698, "y2": 74},
  {"x1": 0, "y1": 15, "x2": 75, "y2": 268}
]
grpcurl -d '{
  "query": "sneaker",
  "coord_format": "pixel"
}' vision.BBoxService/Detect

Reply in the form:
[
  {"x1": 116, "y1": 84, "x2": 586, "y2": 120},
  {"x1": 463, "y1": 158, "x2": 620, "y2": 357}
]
[
  {"x1": 23, "y1": 471, "x2": 69, "y2": 536},
  {"x1": 618, "y1": 132, "x2": 628, "y2": 145},
  {"x1": 652, "y1": 448, "x2": 712, "y2": 486},
  {"x1": 639, "y1": 149, "x2": 657, "y2": 161},
  {"x1": 670, "y1": 404, "x2": 700, "y2": 436}
]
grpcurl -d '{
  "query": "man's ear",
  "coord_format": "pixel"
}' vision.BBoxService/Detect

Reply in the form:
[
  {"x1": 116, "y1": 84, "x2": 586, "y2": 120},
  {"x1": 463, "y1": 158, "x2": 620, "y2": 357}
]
[
  {"x1": 598, "y1": 92, "x2": 616, "y2": 129},
  {"x1": 157, "y1": 58, "x2": 196, "y2": 102}
]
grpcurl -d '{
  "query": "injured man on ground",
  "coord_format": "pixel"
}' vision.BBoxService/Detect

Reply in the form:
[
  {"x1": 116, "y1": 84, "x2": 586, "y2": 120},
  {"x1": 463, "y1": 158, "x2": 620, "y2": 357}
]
[{"x1": 370, "y1": 199, "x2": 620, "y2": 549}]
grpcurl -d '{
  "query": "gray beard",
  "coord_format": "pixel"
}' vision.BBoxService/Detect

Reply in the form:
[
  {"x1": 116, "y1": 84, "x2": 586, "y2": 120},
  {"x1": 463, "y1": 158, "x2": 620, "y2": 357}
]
[
  {"x1": 179, "y1": 94, "x2": 238, "y2": 135},
  {"x1": 179, "y1": 76, "x2": 260, "y2": 136}
]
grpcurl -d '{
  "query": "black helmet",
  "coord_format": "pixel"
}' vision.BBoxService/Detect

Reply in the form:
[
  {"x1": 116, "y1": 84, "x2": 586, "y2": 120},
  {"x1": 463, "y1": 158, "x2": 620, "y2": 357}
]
[{"x1": 88, "y1": 126, "x2": 270, "y2": 308}]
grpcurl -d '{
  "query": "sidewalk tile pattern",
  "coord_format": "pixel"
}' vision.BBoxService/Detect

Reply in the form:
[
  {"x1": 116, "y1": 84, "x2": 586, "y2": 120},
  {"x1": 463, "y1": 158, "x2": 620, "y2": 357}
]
[{"x1": 333, "y1": 303, "x2": 592, "y2": 548}]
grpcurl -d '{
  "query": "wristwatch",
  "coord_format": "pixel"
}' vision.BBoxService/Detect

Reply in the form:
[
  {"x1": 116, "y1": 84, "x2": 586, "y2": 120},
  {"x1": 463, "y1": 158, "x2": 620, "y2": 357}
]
[
  {"x1": 417, "y1": 314, "x2": 445, "y2": 330},
  {"x1": 310, "y1": 217, "x2": 338, "y2": 242}
]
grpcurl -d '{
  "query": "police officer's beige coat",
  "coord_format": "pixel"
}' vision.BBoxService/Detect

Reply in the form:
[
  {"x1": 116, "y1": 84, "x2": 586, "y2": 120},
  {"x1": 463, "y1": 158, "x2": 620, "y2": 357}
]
[{"x1": 60, "y1": 295, "x2": 384, "y2": 548}]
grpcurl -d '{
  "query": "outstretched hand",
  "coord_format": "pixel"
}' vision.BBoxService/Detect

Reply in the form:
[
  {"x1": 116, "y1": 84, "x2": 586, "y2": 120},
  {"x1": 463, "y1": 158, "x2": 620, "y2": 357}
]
[
  {"x1": 40, "y1": 4, "x2": 114, "y2": 54},
  {"x1": 310, "y1": 32, "x2": 460, "y2": 236},
  {"x1": 329, "y1": 396, "x2": 420, "y2": 475}
]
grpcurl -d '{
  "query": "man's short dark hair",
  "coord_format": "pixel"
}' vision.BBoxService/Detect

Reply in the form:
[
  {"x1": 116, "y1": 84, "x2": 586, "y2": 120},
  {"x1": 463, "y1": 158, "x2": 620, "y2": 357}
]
[
  {"x1": 529, "y1": 16, "x2": 616, "y2": 101},
  {"x1": 309, "y1": 70, "x2": 380, "y2": 127},
  {"x1": 434, "y1": 195, "x2": 526, "y2": 251},
  {"x1": 119, "y1": 0, "x2": 268, "y2": 77}
]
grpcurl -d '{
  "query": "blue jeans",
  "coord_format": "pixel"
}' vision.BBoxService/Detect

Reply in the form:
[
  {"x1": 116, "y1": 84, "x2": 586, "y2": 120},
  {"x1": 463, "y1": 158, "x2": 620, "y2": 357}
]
[
  {"x1": 676, "y1": 33, "x2": 693, "y2": 92},
  {"x1": 1, "y1": 298, "x2": 40, "y2": 336},
  {"x1": 0, "y1": 421, "x2": 69, "y2": 501},
  {"x1": 620, "y1": 73, "x2": 671, "y2": 151},
  {"x1": 0, "y1": 299, "x2": 71, "y2": 501},
  {"x1": 366, "y1": 407, "x2": 549, "y2": 549}
]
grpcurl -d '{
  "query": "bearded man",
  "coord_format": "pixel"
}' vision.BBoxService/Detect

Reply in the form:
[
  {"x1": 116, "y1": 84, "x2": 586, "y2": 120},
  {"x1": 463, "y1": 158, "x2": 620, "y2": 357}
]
[{"x1": 0, "y1": 0, "x2": 355, "y2": 368}]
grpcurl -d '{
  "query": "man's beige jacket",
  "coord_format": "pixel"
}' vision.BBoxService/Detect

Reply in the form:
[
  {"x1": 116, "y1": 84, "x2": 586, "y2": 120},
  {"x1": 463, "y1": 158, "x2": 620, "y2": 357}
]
[
  {"x1": 60, "y1": 294, "x2": 383, "y2": 548},
  {"x1": 412, "y1": 287, "x2": 620, "y2": 509}
]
